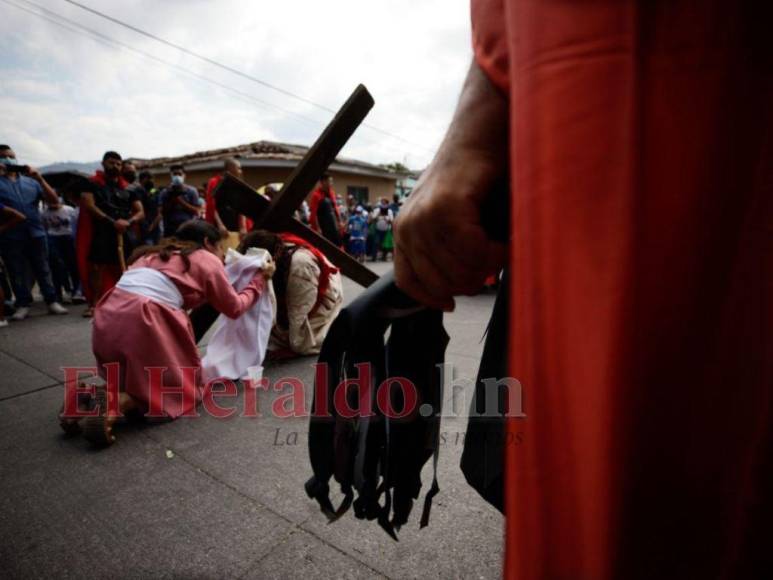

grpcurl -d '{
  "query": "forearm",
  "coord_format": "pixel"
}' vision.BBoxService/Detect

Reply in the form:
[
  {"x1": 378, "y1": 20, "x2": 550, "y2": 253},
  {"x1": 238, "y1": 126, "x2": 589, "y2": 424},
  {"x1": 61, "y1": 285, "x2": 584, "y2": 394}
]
[
  {"x1": 177, "y1": 200, "x2": 199, "y2": 214},
  {"x1": 38, "y1": 176, "x2": 59, "y2": 205},
  {"x1": 392, "y1": 59, "x2": 509, "y2": 309},
  {"x1": 0, "y1": 208, "x2": 26, "y2": 232},
  {"x1": 420, "y1": 60, "x2": 508, "y2": 199},
  {"x1": 209, "y1": 274, "x2": 265, "y2": 319},
  {"x1": 82, "y1": 193, "x2": 113, "y2": 223},
  {"x1": 129, "y1": 206, "x2": 144, "y2": 225}
]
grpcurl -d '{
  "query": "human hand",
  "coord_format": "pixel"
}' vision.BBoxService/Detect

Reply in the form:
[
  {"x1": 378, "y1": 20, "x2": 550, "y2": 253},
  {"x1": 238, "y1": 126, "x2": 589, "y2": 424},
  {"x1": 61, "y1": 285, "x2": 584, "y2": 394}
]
[
  {"x1": 394, "y1": 155, "x2": 506, "y2": 311},
  {"x1": 261, "y1": 258, "x2": 276, "y2": 279},
  {"x1": 26, "y1": 166, "x2": 41, "y2": 180},
  {"x1": 114, "y1": 219, "x2": 130, "y2": 233}
]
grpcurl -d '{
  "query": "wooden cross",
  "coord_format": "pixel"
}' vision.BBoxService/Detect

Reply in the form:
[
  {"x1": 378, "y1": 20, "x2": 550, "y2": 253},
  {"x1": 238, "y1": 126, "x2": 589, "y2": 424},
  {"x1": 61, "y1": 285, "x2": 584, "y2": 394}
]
[
  {"x1": 192, "y1": 85, "x2": 380, "y2": 341},
  {"x1": 212, "y1": 84, "x2": 380, "y2": 288}
]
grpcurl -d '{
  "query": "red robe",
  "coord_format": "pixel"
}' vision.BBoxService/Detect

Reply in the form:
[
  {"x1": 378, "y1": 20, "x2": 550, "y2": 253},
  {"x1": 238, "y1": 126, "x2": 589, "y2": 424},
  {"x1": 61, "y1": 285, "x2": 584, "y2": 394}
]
[
  {"x1": 205, "y1": 173, "x2": 252, "y2": 232},
  {"x1": 308, "y1": 186, "x2": 341, "y2": 233},
  {"x1": 204, "y1": 174, "x2": 222, "y2": 225},
  {"x1": 76, "y1": 171, "x2": 128, "y2": 304},
  {"x1": 472, "y1": 1, "x2": 772, "y2": 577}
]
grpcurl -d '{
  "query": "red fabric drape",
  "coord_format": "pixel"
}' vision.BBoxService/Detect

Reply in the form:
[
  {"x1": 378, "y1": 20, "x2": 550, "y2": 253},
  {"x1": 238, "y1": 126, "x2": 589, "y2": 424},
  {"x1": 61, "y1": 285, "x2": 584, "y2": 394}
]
[
  {"x1": 205, "y1": 174, "x2": 253, "y2": 231},
  {"x1": 204, "y1": 174, "x2": 222, "y2": 225},
  {"x1": 472, "y1": 1, "x2": 772, "y2": 577},
  {"x1": 308, "y1": 186, "x2": 340, "y2": 232},
  {"x1": 75, "y1": 171, "x2": 127, "y2": 303},
  {"x1": 279, "y1": 233, "x2": 338, "y2": 314}
]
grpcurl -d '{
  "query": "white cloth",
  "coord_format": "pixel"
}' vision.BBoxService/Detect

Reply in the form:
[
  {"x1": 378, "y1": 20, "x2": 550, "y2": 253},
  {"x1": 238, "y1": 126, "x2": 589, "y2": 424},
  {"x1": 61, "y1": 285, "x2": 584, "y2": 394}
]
[
  {"x1": 115, "y1": 267, "x2": 184, "y2": 310},
  {"x1": 201, "y1": 248, "x2": 275, "y2": 383}
]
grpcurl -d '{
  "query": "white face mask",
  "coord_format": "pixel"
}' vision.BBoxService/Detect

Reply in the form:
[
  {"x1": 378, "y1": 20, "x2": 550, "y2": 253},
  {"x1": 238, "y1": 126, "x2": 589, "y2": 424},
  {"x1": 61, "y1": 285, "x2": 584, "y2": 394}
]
[{"x1": 171, "y1": 174, "x2": 184, "y2": 186}]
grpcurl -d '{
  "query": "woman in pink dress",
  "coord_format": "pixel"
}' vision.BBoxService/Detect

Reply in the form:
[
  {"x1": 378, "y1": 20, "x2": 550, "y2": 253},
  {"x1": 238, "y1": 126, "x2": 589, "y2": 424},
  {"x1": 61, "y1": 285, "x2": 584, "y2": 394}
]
[{"x1": 79, "y1": 220, "x2": 273, "y2": 446}]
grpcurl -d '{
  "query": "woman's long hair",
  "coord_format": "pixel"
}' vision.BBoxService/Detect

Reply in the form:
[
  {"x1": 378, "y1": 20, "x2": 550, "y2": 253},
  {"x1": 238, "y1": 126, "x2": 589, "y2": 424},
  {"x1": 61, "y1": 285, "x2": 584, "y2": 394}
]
[{"x1": 128, "y1": 219, "x2": 223, "y2": 271}]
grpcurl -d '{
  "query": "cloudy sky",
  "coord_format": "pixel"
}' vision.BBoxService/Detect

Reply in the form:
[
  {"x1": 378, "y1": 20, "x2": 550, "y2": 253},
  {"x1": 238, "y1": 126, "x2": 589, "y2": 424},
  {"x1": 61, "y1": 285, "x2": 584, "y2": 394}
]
[{"x1": 0, "y1": 0, "x2": 473, "y2": 170}]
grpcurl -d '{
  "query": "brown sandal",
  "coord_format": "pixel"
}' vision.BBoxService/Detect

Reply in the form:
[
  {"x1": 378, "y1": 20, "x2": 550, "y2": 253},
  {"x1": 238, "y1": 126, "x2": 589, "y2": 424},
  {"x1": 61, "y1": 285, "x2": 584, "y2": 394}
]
[
  {"x1": 82, "y1": 388, "x2": 118, "y2": 447},
  {"x1": 58, "y1": 386, "x2": 95, "y2": 436},
  {"x1": 59, "y1": 410, "x2": 84, "y2": 436},
  {"x1": 82, "y1": 307, "x2": 95, "y2": 318}
]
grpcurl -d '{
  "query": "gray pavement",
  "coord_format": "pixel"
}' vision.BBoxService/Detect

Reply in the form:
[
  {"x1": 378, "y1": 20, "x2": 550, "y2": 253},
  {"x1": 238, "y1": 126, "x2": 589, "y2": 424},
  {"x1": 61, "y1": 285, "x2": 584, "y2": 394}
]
[{"x1": 0, "y1": 261, "x2": 503, "y2": 579}]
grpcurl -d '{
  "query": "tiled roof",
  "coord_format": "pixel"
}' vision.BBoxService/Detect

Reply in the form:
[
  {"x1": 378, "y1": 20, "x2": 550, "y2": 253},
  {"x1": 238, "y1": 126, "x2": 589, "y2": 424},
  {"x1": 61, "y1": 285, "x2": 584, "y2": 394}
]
[{"x1": 130, "y1": 140, "x2": 404, "y2": 179}]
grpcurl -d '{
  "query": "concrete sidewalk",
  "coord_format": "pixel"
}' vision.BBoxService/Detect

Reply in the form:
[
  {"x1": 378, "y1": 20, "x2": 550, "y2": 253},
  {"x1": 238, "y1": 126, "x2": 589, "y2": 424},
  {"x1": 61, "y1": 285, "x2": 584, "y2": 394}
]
[{"x1": 0, "y1": 262, "x2": 503, "y2": 579}]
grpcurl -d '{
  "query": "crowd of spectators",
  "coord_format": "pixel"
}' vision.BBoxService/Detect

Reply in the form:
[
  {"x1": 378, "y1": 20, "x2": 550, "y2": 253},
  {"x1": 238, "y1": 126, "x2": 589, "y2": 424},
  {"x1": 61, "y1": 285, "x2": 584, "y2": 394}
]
[{"x1": 0, "y1": 146, "x2": 405, "y2": 327}]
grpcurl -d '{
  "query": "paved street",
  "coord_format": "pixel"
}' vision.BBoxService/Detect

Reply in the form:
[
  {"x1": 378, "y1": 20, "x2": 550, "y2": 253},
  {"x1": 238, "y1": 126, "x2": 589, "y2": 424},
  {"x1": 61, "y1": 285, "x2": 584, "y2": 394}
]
[{"x1": 0, "y1": 262, "x2": 503, "y2": 579}]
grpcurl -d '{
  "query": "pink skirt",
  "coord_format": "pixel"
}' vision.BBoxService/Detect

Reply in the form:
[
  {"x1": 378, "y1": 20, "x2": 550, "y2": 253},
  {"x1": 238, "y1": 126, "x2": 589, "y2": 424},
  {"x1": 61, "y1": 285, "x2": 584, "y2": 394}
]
[{"x1": 93, "y1": 287, "x2": 201, "y2": 419}]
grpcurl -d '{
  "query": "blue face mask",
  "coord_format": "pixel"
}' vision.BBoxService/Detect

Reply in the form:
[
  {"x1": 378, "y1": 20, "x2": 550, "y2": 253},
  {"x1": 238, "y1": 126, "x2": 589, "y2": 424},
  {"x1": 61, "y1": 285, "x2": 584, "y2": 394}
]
[
  {"x1": 171, "y1": 175, "x2": 184, "y2": 186},
  {"x1": 0, "y1": 157, "x2": 17, "y2": 166}
]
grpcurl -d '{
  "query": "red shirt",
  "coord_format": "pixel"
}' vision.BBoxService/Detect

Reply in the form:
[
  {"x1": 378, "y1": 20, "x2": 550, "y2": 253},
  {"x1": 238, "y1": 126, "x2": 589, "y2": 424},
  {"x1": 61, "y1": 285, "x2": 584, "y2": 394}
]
[{"x1": 204, "y1": 174, "x2": 222, "y2": 225}]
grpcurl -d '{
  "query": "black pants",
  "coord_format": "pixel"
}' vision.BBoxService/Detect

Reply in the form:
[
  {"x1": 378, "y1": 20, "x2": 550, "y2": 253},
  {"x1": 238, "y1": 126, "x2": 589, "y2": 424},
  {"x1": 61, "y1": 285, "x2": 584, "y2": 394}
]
[
  {"x1": 48, "y1": 235, "x2": 80, "y2": 300},
  {"x1": 0, "y1": 236, "x2": 58, "y2": 306}
]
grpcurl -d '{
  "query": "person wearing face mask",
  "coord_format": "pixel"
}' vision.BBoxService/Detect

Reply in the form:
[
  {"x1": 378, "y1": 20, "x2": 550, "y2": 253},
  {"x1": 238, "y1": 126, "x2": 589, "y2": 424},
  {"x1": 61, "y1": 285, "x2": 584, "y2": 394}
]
[
  {"x1": 159, "y1": 164, "x2": 200, "y2": 237},
  {"x1": 78, "y1": 151, "x2": 144, "y2": 317},
  {"x1": 0, "y1": 144, "x2": 69, "y2": 319},
  {"x1": 68, "y1": 220, "x2": 275, "y2": 446}
]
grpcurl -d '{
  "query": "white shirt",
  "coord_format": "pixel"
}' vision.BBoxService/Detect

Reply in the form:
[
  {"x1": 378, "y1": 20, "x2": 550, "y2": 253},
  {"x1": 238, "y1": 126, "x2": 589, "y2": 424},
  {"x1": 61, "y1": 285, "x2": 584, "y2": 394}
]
[{"x1": 42, "y1": 205, "x2": 78, "y2": 237}]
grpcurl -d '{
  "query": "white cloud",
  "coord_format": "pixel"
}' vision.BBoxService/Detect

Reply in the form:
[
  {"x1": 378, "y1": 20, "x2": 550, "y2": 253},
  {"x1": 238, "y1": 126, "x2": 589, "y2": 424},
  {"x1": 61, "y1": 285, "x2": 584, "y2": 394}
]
[{"x1": 0, "y1": 0, "x2": 472, "y2": 169}]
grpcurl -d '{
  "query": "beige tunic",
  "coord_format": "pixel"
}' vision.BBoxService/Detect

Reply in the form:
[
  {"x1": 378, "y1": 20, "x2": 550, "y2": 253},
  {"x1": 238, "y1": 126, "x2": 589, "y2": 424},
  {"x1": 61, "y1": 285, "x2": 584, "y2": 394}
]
[{"x1": 269, "y1": 246, "x2": 343, "y2": 355}]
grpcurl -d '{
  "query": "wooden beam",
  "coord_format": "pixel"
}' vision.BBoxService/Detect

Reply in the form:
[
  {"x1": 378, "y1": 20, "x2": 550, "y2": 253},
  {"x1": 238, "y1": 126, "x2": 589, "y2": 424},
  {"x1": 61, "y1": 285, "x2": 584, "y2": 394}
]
[
  {"x1": 215, "y1": 174, "x2": 379, "y2": 288},
  {"x1": 256, "y1": 84, "x2": 375, "y2": 228}
]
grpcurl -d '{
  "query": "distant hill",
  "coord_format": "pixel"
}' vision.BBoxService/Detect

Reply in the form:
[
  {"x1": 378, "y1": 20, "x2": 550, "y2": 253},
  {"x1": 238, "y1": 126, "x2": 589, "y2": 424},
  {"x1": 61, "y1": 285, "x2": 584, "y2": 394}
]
[{"x1": 40, "y1": 161, "x2": 100, "y2": 174}]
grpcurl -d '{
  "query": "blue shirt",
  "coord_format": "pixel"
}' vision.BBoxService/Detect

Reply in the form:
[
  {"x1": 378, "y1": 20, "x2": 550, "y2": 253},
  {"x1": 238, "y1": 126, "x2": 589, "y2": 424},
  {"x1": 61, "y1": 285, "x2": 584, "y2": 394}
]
[
  {"x1": 0, "y1": 175, "x2": 45, "y2": 241},
  {"x1": 347, "y1": 214, "x2": 368, "y2": 239},
  {"x1": 159, "y1": 185, "x2": 200, "y2": 231}
]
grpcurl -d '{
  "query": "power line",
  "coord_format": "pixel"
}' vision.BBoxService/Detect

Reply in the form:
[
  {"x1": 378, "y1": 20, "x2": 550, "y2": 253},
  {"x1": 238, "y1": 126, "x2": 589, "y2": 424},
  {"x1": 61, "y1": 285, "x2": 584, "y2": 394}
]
[
  {"x1": 64, "y1": 0, "x2": 337, "y2": 113},
  {"x1": 61, "y1": 0, "x2": 435, "y2": 153},
  {"x1": 2, "y1": 0, "x2": 430, "y2": 163},
  {"x1": 2, "y1": 0, "x2": 424, "y2": 161},
  {"x1": 6, "y1": 0, "x2": 325, "y2": 129}
]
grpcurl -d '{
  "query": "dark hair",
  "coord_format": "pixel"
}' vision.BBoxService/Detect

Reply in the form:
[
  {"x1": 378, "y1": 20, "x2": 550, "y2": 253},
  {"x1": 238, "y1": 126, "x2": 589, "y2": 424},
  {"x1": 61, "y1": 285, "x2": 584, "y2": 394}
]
[
  {"x1": 238, "y1": 229, "x2": 283, "y2": 257},
  {"x1": 170, "y1": 164, "x2": 185, "y2": 173},
  {"x1": 138, "y1": 170, "x2": 152, "y2": 180},
  {"x1": 239, "y1": 230, "x2": 292, "y2": 302},
  {"x1": 0, "y1": 144, "x2": 10, "y2": 151},
  {"x1": 103, "y1": 151, "x2": 122, "y2": 162},
  {"x1": 129, "y1": 219, "x2": 223, "y2": 271}
]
